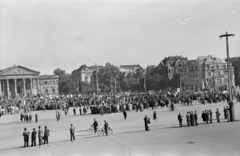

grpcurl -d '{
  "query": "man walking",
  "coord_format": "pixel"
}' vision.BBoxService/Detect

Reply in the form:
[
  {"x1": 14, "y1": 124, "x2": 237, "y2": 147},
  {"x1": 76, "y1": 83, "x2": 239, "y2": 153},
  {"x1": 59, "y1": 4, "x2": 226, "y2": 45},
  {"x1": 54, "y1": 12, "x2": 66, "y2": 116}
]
[
  {"x1": 31, "y1": 128, "x2": 37, "y2": 146},
  {"x1": 69, "y1": 124, "x2": 75, "y2": 141},
  {"x1": 23, "y1": 128, "x2": 29, "y2": 147},
  {"x1": 43, "y1": 126, "x2": 50, "y2": 144},
  {"x1": 38, "y1": 126, "x2": 43, "y2": 146}
]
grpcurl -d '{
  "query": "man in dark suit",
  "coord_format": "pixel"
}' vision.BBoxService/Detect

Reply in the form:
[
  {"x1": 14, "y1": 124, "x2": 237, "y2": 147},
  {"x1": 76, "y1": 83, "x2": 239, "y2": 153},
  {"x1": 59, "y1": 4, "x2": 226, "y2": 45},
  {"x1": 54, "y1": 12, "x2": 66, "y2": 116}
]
[
  {"x1": 69, "y1": 124, "x2": 75, "y2": 141},
  {"x1": 123, "y1": 110, "x2": 127, "y2": 120},
  {"x1": 104, "y1": 120, "x2": 109, "y2": 135},
  {"x1": 31, "y1": 128, "x2": 37, "y2": 146},
  {"x1": 23, "y1": 128, "x2": 29, "y2": 147},
  {"x1": 178, "y1": 113, "x2": 183, "y2": 127},
  {"x1": 38, "y1": 126, "x2": 43, "y2": 146},
  {"x1": 43, "y1": 126, "x2": 50, "y2": 144},
  {"x1": 92, "y1": 118, "x2": 99, "y2": 133}
]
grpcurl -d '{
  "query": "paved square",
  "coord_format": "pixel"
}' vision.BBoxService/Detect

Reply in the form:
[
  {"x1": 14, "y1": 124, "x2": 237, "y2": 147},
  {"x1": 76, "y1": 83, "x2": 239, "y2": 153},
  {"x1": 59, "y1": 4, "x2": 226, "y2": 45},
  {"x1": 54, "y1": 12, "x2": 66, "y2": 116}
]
[{"x1": 0, "y1": 101, "x2": 240, "y2": 156}]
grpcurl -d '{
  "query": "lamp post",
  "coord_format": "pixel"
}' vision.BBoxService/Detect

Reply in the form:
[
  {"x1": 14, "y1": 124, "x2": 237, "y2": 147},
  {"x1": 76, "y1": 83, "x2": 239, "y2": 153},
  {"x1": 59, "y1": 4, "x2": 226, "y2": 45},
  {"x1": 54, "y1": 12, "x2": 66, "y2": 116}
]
[{"x1": 219, "y1": 31, "x2": 235, "y2": 121}]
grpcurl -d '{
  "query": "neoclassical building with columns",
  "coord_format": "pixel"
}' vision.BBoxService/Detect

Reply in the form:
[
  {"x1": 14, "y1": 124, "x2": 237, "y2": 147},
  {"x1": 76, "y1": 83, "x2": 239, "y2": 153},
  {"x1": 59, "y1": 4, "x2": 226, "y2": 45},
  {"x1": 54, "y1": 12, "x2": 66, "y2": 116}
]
[{"x1": 0, "y1": 65, "x2": 59, "y2": 97}]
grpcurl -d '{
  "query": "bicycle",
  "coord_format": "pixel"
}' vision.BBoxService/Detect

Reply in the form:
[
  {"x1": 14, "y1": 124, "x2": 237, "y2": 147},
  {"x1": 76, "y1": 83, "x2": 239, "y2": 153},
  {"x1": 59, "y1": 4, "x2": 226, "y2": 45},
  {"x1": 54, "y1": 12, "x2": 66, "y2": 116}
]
[
  {"x1": 86, "y1": 126, "x2": 98, "y2": 135},
  {"x1": 98, "y1": 127, "x2": 113, "y2": 136}
]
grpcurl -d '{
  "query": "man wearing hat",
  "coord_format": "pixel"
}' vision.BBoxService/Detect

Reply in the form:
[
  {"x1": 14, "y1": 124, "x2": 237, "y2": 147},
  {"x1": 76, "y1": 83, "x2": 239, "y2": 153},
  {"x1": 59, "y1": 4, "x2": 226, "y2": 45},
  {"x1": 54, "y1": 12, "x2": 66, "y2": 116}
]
[
  {"x1": 31, "y1": 128, "x2": 37, "y2": 146},
  {"x1": 23, "y1": 128, "x2": 29, "y2": 147}
]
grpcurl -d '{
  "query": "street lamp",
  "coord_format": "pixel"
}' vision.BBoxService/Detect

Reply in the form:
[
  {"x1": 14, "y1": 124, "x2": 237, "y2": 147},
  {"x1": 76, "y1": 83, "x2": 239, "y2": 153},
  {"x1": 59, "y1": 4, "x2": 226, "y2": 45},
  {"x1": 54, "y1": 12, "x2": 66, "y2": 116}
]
[{"x1": 219, "y1": 31, "x2": 235, "y2": 122}]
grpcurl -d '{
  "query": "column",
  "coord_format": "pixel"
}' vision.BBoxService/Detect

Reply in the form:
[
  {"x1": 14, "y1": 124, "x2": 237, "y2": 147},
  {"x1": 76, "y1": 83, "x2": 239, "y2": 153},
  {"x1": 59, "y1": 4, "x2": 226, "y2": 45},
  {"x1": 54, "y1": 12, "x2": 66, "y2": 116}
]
[
  {"x1": 37, "y1": 78, "x2": 39, "y2": 94},
  {"x1": 14, "y1": 79, "x2": 17, "y2": 96},
  {"x1": 6, "y1": 79, "x2": 9, "y2": 97},
  {"x1": 30, "y1": 78, "x2": 33, "y2": 95},
  {"x1": 23, "y1": 78, "x2": 26, "y2": 96}
]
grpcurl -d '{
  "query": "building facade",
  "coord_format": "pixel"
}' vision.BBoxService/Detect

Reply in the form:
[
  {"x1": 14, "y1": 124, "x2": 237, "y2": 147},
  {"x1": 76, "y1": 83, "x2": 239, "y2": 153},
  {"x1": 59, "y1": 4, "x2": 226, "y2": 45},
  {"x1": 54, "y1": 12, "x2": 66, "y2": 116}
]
[
  {"x1": 0, "y1": 65, "x2": 59, "y2": 97},
  {"x1": 182, "y1": 55, "x2": 235, "y2": 91}
]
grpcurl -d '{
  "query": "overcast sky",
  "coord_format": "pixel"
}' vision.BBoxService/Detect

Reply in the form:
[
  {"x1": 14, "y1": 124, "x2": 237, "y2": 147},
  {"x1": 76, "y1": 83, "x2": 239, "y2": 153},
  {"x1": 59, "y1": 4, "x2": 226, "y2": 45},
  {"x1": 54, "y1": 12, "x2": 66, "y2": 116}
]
[{"x1": 0, "y1": 0, "x2": 239, "y2": 74}]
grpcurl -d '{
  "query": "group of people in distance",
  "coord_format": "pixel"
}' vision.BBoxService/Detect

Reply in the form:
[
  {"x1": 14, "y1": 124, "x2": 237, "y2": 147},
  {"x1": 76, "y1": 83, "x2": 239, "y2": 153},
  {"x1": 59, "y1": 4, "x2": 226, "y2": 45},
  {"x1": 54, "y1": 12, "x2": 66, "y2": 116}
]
[
  {"x1": 22, "y1": 126, "x2": 50, "y2": 147},
  {"x1": 177, "y1": 107, "x2": 225, "y2": 128}
]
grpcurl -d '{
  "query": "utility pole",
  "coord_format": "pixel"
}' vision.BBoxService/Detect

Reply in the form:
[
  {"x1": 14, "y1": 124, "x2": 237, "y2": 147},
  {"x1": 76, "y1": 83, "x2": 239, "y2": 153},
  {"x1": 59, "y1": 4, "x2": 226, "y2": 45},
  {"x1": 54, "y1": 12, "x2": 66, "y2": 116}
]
[
  {"x1": 143, "y1": 70, "x2": 146, "y2": 94},
  {"x1": 219, "y1": 31, "x2": 235, "y2": 121},
  {"x1": 95, "y1": 63, "x2": 99, "y2": 95}
]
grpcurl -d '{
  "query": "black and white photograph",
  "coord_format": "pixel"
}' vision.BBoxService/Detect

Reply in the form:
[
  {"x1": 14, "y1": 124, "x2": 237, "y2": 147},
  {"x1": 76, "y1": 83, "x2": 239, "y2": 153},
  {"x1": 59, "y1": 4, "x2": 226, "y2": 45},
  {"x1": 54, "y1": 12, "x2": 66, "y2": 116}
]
[{"x1": 0, "y1": 0, "x2": 240, "y2": 155}]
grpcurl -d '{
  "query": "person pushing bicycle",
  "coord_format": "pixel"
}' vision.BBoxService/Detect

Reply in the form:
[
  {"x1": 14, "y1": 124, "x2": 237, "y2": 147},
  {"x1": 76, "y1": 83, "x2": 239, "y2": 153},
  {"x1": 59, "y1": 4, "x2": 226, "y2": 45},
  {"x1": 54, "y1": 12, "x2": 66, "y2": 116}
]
[{"x1": 92, "y1": 118, "x2": 99, "y2": 133}]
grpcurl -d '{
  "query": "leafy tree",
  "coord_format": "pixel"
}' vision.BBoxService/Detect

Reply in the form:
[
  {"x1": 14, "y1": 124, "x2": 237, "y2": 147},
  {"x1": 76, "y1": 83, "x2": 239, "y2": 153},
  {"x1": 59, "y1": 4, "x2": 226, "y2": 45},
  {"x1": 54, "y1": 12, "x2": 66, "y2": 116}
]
[{"x1": 53, "y1": 68, "x2": 76, "y2": 94}]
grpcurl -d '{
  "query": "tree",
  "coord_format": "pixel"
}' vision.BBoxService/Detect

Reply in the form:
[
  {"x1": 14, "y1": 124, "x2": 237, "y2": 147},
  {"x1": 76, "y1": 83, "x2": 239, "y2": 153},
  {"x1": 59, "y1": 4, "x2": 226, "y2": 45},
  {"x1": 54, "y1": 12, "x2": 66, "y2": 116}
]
[{"x1": 53, "y1": 68, "x2": 76, "y2": 94}]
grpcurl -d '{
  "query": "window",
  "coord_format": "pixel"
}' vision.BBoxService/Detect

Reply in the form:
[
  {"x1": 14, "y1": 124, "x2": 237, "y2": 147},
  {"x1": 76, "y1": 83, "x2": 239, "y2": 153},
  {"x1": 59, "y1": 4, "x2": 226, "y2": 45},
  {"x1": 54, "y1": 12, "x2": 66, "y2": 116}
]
[
  {"x1": 45, "y1": 89, "x2": 48, "y2": 94},
  {"x1": 207, "y1": 65, "x2": 210, "y2": 69},
  {"x1": 208, "y1": 72, "x2": 211, "y2": 77},
  {"x1": 216, "y1": 65, "x2": 219, "y2": 69},
  {"x1": 52, "y1": 88, "x2": 55, "y2": 94},
  {"x1": 45, "y1": 81, "x2": 48, "y2": 84},
  {"x1": 223, "y1": 65, "x2": 226, "y2": 69}
]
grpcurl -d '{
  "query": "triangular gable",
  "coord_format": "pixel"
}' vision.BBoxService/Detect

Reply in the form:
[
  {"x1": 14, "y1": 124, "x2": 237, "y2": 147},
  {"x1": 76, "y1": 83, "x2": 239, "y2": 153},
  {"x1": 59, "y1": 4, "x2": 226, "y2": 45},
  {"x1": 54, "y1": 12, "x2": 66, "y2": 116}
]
[
  {"x1": 0, "y1": 65, "x2": 40, "y2": 75},
  {"x1": 205, "y1": 58, "x2": 213, "y2": 64}
]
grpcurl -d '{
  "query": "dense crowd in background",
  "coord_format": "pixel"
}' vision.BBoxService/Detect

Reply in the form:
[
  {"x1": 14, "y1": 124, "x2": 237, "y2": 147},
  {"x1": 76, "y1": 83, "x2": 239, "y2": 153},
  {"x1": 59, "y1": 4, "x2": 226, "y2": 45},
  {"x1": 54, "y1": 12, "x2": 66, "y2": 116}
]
[{"x1": 0, "y1": 90, "x2": 239, "y2": 117}]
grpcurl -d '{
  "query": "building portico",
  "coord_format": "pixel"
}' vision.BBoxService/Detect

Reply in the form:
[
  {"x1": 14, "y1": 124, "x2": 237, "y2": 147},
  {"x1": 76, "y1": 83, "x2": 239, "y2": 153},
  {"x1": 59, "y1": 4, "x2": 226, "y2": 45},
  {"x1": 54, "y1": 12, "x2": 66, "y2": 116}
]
[{"x1": 0, "y1": 65, "x2": 40, "y2": 97}]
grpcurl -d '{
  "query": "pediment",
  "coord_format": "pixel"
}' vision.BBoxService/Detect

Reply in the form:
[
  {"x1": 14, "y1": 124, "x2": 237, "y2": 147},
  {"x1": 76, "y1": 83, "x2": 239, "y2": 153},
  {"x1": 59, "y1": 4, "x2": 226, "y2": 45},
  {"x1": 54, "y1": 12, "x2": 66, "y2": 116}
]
[{"x1": 0, "y1": 66, "x2": 40, "y2": 75}]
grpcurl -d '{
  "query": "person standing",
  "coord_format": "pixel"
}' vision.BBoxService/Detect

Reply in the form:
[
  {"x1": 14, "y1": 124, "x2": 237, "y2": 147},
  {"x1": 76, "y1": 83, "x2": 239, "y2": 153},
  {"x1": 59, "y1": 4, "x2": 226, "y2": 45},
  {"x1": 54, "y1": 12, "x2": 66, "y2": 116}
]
[
  {"x1": 143, "y1": 115, "x2": 150, "y2": 131},
  {"x1": 43, "y1": 126, "x2": 50, "y2": 144},
  {"x1": 223, "y1": 107, "x2": 227, "y2": 119},
  {"x1": 202, "y1": 111, "x2": 206, "y2": 123},
  {"x1": 216, "y1": 108, "x2": 221, "y2": 122},
  {"x1": 31, "y1": 128, "x2": 37, "y2": 147},
  {"x1": 194, "y1": 111, "x2": 198, "y2": 126},
  {"x1": 69, "y1": 124, "x2": 75, "y2": 141},
  {"x1": 56, "y1": 111, "x2": 59, "y2": 121},
  {"x1": 178, "y1": 113, "x2": 183, "y2": 127},
  {"x1": 123, "y1": 110, "x2": 127, "y2": 120},
  {"x1": 29, "y1": 113, "x2": 32, "y2": 122},
  {"x1": 209, "y1": 109, "x2": 213, "y2": 123},
  {"x1": 190, "y1": 111, "x2": 194, "y2": 126},
  {"x1": 73, "y1": 108, "x2": 76, "y2": 116},
  {"x1": 79, "y1": 106, "x2": 82, "y2": 115},
  {"x1": 92, "y1": 118, "x2": 99, "y2": 133},
  {"x1": 153, "y1": 110, "x2": 157, "y2": 121},
  {"x1": 35, "y1": 114, "x2": 38, "y2": 123},
  {"x1": 186, "y1": 112, "x2": 190, "y2": 127},
  {"x1": 104, "y1": 120, "x2": 109, "y2": 135},
  {"x1": 58, "y1": 111, "x2": 61, "y2": 121},
  {"x1": 205, "y1": 110, "x2": 209, "y2": 124},
  {"x1": 23, "y1": 128, "x2": 29, "y2": 147},
  {"x1": 38, "y1": 126, "x2": 43, "y2": 146}
]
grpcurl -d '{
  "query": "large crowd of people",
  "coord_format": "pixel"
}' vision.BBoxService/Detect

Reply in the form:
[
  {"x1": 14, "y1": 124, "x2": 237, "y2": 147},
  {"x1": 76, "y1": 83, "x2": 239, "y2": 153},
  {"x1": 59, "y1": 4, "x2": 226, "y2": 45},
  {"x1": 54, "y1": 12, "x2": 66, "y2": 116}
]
[{"x1": 0, "y1": 90, "x2": 239, "y2": 117}]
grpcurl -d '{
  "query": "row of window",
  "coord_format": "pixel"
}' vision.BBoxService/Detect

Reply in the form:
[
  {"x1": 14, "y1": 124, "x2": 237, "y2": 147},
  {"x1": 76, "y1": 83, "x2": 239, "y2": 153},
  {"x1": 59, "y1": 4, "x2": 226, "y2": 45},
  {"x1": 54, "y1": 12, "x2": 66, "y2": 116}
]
[
  {"x1": 40, "y1": 80, "x2": 56, "y2": 85},
  {"x1": 44, "y1": 88, "x2": 56, "y2": 94},
  {"x1": 207, "y1": 64, "x2": 226, "y2": 70}
]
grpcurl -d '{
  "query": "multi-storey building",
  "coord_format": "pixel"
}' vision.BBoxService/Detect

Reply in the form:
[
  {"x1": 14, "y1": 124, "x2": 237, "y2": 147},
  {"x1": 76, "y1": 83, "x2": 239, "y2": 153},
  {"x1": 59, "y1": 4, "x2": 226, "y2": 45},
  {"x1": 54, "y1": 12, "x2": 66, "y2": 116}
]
[{"x1": 181, "y1": 55, "x2": 235, "y2": 91}]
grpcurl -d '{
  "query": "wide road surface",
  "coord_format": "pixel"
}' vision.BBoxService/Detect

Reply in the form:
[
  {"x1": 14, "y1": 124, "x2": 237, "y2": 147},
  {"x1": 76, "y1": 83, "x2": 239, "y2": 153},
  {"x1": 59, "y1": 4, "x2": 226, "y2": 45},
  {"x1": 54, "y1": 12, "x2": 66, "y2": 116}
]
[{"x1": 0, "y1": 100, "x2": 240, "y2": 156}]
